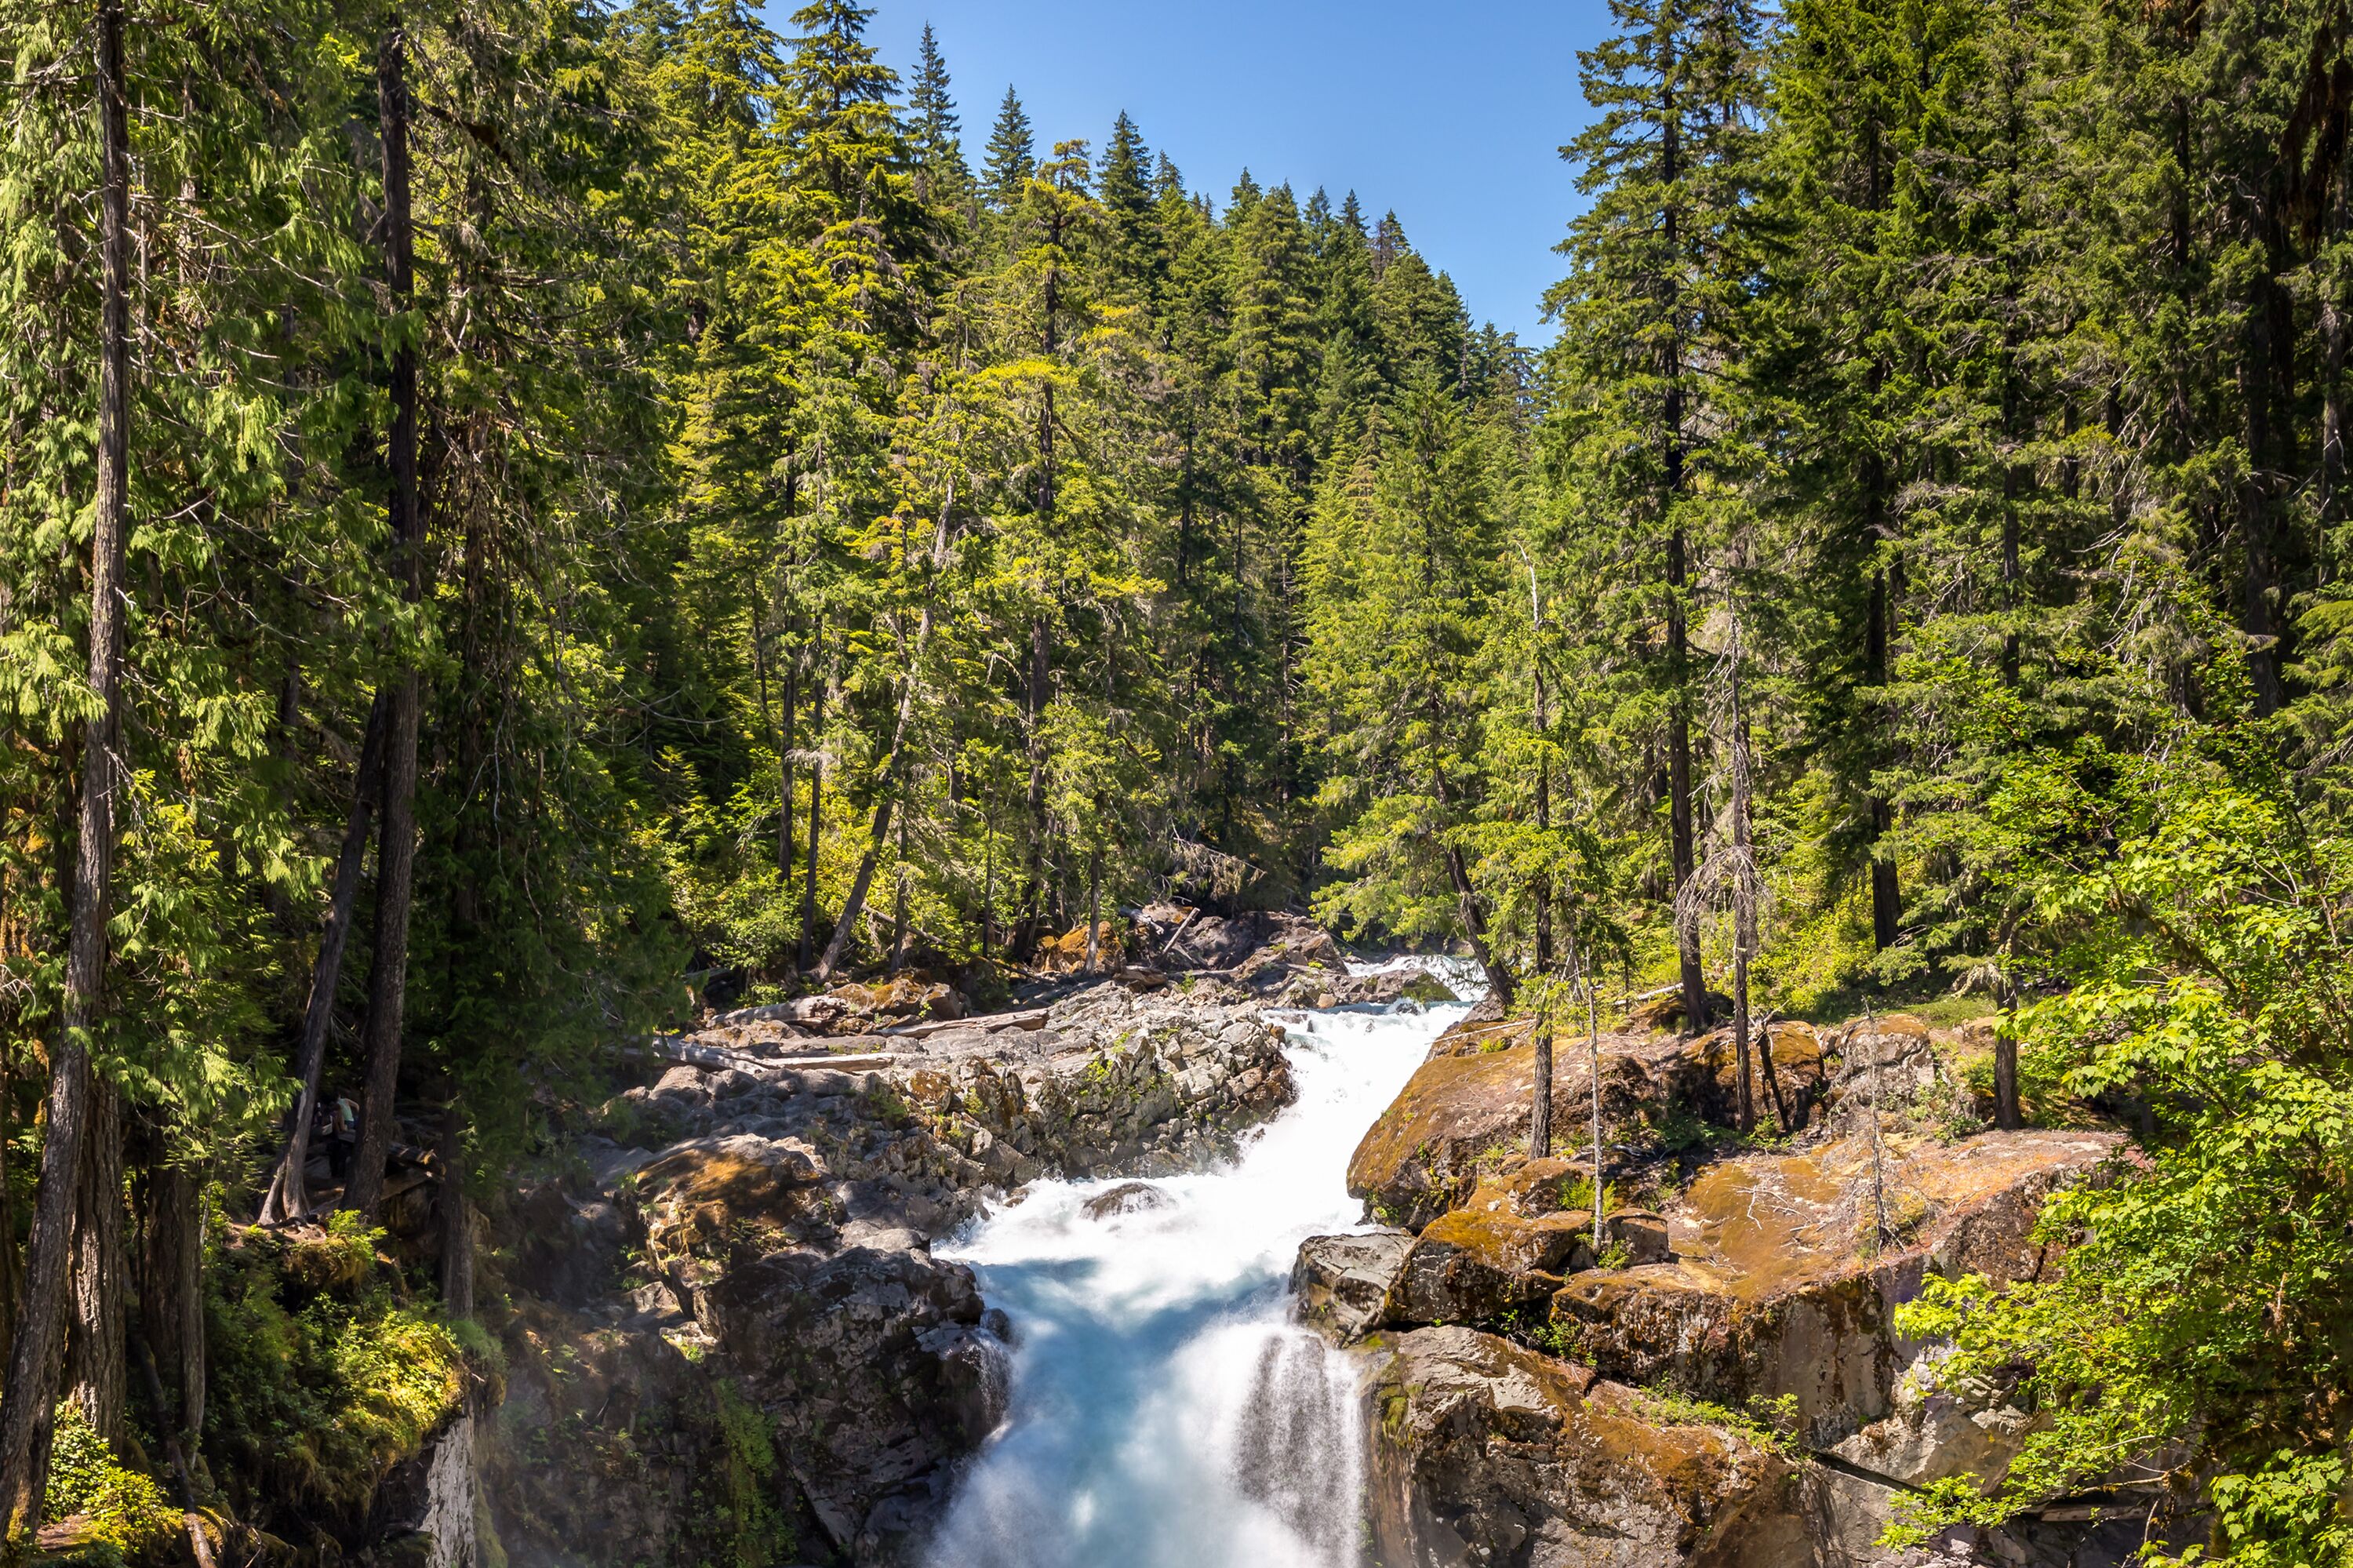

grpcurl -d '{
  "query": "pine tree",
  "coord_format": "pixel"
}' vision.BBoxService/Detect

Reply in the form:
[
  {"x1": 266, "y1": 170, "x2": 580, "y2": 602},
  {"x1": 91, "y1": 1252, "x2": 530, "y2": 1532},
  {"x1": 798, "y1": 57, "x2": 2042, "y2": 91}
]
[
  {"x1": 981, "y1": 85, "x2": 1035, "y2": 210},
  {"x1": 1547, "y1": 0, "x2": 1767, "y2": 1034},
  {"x1": 1099, "y1": 111, "x2": 1161, "y2": 299},
  {"x1": 906, "y1": 22, "x2": 968, "y2": 198},
  {"x1": 1306, "y1": 370, "x2": 1518, "y2": 1005}
]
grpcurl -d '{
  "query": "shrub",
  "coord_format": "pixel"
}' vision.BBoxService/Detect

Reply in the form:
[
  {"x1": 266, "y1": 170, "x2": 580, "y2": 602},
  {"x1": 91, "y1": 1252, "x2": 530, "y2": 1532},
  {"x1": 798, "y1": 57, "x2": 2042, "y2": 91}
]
[{"x1": 43, "y1": 1400, "x2": 179, "y2": 1563}]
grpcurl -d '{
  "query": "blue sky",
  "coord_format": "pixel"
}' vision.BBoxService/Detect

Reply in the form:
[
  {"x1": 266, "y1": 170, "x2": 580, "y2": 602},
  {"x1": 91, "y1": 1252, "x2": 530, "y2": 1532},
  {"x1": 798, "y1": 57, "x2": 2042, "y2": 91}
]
[{"x1": 838, "y1": 0, "x2": 1614, "y2": 347}]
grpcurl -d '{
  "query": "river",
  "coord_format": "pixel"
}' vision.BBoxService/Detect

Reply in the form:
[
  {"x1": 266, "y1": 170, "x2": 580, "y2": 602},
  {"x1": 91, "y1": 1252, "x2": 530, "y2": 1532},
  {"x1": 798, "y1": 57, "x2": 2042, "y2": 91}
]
[{"x1": 923, "y1": 977, "x2": 1471, "y2": 1568}]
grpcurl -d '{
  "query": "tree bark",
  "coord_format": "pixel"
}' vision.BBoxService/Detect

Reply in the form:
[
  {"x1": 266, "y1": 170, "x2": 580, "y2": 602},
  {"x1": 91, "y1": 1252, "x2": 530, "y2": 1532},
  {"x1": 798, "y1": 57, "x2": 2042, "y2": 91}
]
[
  {"x1": 1866, "y1": 561, "x2": 1901, "y2": 950},
  {"x1": 436, "y1": 1096, "x2": 472, "y2": 1318},
  {"x1": 1586, "y1": 971, "x2": 1604, "y2": 1252},
  {"x1": 260, "y1": 689, "x2": 388, "y2": 1224},
  {"x1": 347, "y1": 17, "x2": 425, "y2": 1217},
  {"x1": 780, "y1": 653, "x2": 798, "y2": 882},
  {"x1": 1994, "y1": 966, "x2": 2023, "y2": 1131},
  {"x1": 1528, "y1": 993, "x2": 1553, "y2": 1159},
  {"x1": 0, "y1": 0, "x2": 133, "y2": 1526},
  {"x1": 134, "y1": 1126, "x2": 204, "y2": 1443},
  {"x1": 67, "y1": 1079, "x2": 125, "y2": 1446},
  {"x1": 1755, "y1": 1012, "x2": 1791, "y2": 1132},
  {"x1": 1729, "y1": 663, "x2": 1756, "y2": 1134},
  {"x1": 800, "y1": 624, "x2": 825, "y2": 971}
]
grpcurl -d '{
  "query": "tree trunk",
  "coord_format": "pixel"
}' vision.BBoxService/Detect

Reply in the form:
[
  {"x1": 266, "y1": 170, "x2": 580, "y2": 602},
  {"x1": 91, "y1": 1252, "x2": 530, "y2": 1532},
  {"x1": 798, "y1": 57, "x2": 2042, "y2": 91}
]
[
  {"x1": 1666, "y1": 525, "x2": 1705, "y2": 1032},
  {"x1": 1866, "y1": 563, "x2": 1901, "y2": 949},
  {"x1": 1586, "y1": 973, "x2": 1604, "y2": 1252},
  {"x1": 135, "y1": 1127, "x2": 203, "y2": 1443},
  {"x1": 347, "y1": 18, "x2": 424, "y2": 1217},
  {"x1": 1730, "y1": 951, "x2": 1755, "y2": 1135},
  {"x1": 0, "y1": 1, "x2": 132, "y2": 1525},
  {"x1": 261, "y1": 690, "x2": 388, "y2": 1224},
  {"x1": 1994, "y1": 968, "x2": 2023, "y2": 1131},
  {"x1": 980, "y1": 817, "x2": 995, "y2": 960},
  {"x1": 1729, "y1": 661, "x2": 1756, "y2": 1134},
  {"x1": 817, "y1": 795, "x2": 895, "y2": 981},
  {"x1": 67, "y1": 1079, "x2": 125, "y2": 1446},
  {"x1": 1083, "y1": 844, "x2": 1102, "y2": 974},
  {"x1": 780, "y1": 655, "x2": 798, "y2": 881},
  {"x1": 1528, "y1": 991, "x2": 1553, "y2": 1159},
  {"x1": 1755, "y1": 1013, "x2": 1791, "y2": 1132},
  {"x1": 801, "y1": 628, "x2": 825, "y2": 971},
  {"x1": 1526, "y1": 556, "x2": 1552, "y2": 971},
  {"x1": 437, "y1": 1097, "x2": 472, "y2": 1318}
]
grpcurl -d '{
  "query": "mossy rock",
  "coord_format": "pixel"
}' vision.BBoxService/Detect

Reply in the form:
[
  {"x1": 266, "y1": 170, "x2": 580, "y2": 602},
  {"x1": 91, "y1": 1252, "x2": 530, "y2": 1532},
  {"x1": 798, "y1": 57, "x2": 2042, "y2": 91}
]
[{"x1": 1398, "y1": 973, "x2": 1458, "y2": 1005}]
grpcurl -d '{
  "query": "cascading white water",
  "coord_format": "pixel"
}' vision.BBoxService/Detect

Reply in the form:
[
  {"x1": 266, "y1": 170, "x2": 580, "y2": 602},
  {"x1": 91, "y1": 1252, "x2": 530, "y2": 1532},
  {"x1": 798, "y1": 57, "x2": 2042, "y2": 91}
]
[{"x1": 924, "y1": 993, "x2": 1471, "y2": 1568}]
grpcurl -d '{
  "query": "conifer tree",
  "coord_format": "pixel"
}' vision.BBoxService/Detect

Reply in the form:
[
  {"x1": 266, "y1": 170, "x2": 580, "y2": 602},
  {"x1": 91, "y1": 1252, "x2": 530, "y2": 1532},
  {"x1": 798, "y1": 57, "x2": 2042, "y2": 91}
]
[
  {"x1": 981, "y1": 85, "x2": 1035, "y2": 210},
  {"x1": 1547, "y1": 0, "x2": 1766, "y2": 1033},
  {"x1": 907, "y1": 22, "x2": 968, "y2": 197}
]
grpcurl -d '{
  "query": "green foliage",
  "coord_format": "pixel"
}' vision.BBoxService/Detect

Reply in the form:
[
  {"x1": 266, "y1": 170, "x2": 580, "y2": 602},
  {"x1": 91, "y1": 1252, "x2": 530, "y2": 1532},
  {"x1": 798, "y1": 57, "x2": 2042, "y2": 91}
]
[
  {"x1": 1889, "y1": 726, "x2": 2353, "y2": 1562},
  {"x1": 711, "y1": 1381, "x2": 793, "y2": 1568},
  {"x1": 1635, "y1": 1388, "x2": 1803, "y2": 1458},
  {"x1": 203, "y1": 1226, "x2": 465, "y2": 1518},
  {"x1": 42, "y1": 1402, "x2": 179, "y2": 1562}
]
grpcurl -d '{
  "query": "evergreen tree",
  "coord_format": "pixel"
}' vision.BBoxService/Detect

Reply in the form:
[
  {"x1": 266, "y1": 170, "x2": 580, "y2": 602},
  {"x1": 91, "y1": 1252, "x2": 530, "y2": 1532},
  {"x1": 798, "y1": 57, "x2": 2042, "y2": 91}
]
[
  {"x1": 1546, "y1": 0, "x2": 1767, "y2": 1033},
  {"x1": 906, "y1": 21, "x2": 968, "y2": 197},
  {"x1": 981, "y1": 84, "x2": 1035, "y2": 209}
]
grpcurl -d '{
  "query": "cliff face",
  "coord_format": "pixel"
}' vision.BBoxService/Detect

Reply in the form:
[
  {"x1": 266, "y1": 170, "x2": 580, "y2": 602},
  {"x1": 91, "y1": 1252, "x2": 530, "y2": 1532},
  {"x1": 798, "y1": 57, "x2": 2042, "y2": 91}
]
[
  {"x1": 479, "y1": 966, "x2": 1345, "y2": 1568},
  {"x1": 1302, "y1": 1010, "x2": 2137, "y2": 1568}
]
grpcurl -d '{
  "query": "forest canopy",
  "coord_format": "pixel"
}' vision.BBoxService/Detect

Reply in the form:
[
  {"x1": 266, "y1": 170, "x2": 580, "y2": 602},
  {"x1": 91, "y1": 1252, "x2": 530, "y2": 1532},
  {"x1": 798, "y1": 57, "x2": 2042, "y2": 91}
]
[{"x1": 2, "y1": 0, "x2": 2351, "y2": 1559}]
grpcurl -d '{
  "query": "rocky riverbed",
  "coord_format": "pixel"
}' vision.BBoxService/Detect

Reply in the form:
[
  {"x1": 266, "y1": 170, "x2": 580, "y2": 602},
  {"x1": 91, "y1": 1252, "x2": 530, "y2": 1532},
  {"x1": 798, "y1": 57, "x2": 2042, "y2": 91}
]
[
  {"x1": 410, "y1": 938, "x2": 2137, "y2": 1568},
  {"x1": 475, "y1": 927, "x2": 1438, "y2": 1568}
]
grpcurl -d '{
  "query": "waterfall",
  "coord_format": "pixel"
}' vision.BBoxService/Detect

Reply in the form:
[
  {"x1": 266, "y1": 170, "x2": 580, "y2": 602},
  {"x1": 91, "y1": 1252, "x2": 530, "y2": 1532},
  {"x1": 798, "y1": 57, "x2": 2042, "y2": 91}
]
[{"x1": 924, "y1": 996, "x2": 1467, "y2": 1568}]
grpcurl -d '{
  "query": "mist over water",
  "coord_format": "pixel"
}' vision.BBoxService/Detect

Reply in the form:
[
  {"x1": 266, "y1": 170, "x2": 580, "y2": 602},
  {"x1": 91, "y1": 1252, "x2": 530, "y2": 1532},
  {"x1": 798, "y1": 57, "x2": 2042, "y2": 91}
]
[{"x1": 924, "y1": 991, "x2": 1470, "y2": 1568}]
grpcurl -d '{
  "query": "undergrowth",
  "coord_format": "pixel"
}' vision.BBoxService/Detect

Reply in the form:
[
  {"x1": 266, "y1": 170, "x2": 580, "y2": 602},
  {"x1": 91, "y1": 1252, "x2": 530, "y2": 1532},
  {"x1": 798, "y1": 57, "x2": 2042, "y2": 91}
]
[
  {"x1": 42, "y1": 1399, "x2": 180, "y2": 1563},
  {"x1": 203, "y1": 1211, "x2": 465, "y2": 1522}
]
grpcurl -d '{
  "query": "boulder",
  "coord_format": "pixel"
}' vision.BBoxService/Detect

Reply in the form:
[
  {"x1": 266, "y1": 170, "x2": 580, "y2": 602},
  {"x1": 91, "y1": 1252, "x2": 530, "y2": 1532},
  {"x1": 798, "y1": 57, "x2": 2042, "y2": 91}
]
[
  {"x1": 1347, "y1": 1014, "x2": 1675, "y2": 1230},
  {"x1": 699, "y1": 1239, "x2": 1005, "y2": 1566},
  {"x1": 1818, "y1": 1014, "x2": 1946, "y2": 1133},
  {"x1": 1378, "y1": 1200, "x2": 1675, "y2": 1331},
  {"x1": 1678, "y1": 1021, "x2": 1832, "y2": 1130},
  {"x1": 1362, "y1": 1326, "x2": 1812, "y2": 1568},
  {"x1": 1625, "y1": 988, "x2": 1735, "y2": 1033},
  {"x1": 1549, "y1": 1130, "x2": 2118, "y2": 1447},
  {"x1": 1384, "y1": 1207, "x2": 1596, "y2": 1325},
  {"x1": 1292, "y1": 1230, "x2": 1414, "y2": 1342},
  {"x1": 1082, "y1": 1181, "x2": 1170, "y2": 1220}
]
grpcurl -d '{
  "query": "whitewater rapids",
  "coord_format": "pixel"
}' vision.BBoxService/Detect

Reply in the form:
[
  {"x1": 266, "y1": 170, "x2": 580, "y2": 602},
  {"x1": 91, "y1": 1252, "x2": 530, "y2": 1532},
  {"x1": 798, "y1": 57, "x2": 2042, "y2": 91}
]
[{"x1": 923, "y1": 989, "x2": 1470, "y2": 1568}]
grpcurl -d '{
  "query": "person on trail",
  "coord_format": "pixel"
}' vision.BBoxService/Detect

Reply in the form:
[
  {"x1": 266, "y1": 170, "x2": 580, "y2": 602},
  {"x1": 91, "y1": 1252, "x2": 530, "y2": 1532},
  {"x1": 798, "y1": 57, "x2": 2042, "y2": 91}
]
[{"x1": 329, "y1": 1093, "x2": 360, "y2": 1181}]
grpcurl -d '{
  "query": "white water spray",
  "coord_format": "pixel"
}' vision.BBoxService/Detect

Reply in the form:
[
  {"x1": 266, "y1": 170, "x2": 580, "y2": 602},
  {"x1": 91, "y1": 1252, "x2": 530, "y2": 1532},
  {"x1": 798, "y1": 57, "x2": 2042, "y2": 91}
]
[{"x1": 925, "y1": 996, "x2": 1467, "y2": 1568}]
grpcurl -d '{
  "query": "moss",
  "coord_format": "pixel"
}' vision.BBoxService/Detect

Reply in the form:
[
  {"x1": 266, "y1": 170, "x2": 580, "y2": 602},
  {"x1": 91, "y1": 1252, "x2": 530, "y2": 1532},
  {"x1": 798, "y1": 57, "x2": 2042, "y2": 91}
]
[
  {"x1": 707, "y1": 1381, "x2": 793, "y2": 1568},
  {"x1": 43, "y1": 1400, "x2": 180, "y2": 1564},
  {"x1": 1634, "y1": 1386, "x2": 1803, "y2": 1457},
  {"x1": 204, "y1": 1218, "x2": 465, "y2": 1522}
]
